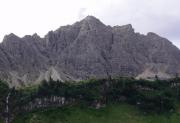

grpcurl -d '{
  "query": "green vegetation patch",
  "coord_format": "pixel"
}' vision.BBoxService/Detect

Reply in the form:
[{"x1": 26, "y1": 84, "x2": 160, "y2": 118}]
[
  {"x1": 13, "y1": 103, "x2": 180, "y2": 123},
  {"x1": 0, "y1": 119, "x2": 3, "y2": 123}
]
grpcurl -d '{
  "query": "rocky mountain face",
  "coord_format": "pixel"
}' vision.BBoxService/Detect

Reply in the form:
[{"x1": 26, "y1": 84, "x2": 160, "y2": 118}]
[{"x1": 0, "y1": 16, "x2": 180, "y2": 87}]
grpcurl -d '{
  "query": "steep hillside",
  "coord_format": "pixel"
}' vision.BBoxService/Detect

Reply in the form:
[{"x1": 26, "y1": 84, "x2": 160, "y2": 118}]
[{"x1": 0, "y1": 16, "x2": 180, "y2": 86}]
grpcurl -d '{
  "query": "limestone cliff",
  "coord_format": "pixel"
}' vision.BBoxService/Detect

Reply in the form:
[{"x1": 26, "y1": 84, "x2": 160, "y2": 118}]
[{"x1": 0, "y1": 16, "x2": 180, "y2": 87}]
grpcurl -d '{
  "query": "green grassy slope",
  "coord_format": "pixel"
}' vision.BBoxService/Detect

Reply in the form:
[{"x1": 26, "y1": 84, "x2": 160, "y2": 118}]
[{"x1": 13, "y1": 103, "x2": 180, "y2": 123}]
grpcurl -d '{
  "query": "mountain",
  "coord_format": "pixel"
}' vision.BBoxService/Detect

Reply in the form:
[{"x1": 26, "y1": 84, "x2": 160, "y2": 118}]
[{"x1": 0, "y1": 16, "x2": 180, "y2": 87}]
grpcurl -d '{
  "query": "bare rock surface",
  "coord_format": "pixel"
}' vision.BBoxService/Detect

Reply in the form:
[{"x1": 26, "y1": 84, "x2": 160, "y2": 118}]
[{"x1": 0, "y1": 16, "x2": 180, "y2": 87}]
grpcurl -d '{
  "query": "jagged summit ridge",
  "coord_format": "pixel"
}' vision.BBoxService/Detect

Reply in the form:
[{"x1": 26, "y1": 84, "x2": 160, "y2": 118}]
[{"x1": 0, "y1": 16, "x2": 180, "y2": 87}]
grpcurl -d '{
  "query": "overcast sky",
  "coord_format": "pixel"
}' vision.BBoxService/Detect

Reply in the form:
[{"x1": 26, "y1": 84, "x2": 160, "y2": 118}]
[{"x1": 0, "y1": 0, "x2": 179, "y2": 48}]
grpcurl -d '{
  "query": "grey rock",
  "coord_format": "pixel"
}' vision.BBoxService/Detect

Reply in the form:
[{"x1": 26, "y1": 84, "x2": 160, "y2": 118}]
[{"x1": 0, "y1": 16, "x2": 180, "y2": 87}]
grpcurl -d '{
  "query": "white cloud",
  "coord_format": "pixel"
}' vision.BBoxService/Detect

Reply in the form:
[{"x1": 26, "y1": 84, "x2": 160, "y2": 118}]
[{"x1": 0, "y1": 0, "x2": 179, "y2": 48}]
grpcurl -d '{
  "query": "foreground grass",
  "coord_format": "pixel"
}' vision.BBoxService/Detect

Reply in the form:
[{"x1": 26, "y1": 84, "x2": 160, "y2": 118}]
[{"x1": 12, "y1": 103, "x2": 180, "y2": 123}]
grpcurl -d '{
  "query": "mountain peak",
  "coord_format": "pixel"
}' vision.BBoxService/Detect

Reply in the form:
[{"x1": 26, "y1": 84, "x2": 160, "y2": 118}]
[
  {"x1": 83, "y1": 16, "x2": 99, "y2": 21},
  {"x1": 78, "y1": 16, "x2": 106, "y2": 31},
  {"x1": 2, "y1": 33, "x2": 20, "y2": 43},
  {"x1": 113, "y1": 24, "x2": 134, "y2": 33},
  {"x1": 5, "y1": 33, "x2": 19, "y2": 38},
  {"x1": 82, "y1": 16, "x2": 104, "y2": 25},
  {"x1": 147, "y1": 32, "x2": 159, "y2": 37}
]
